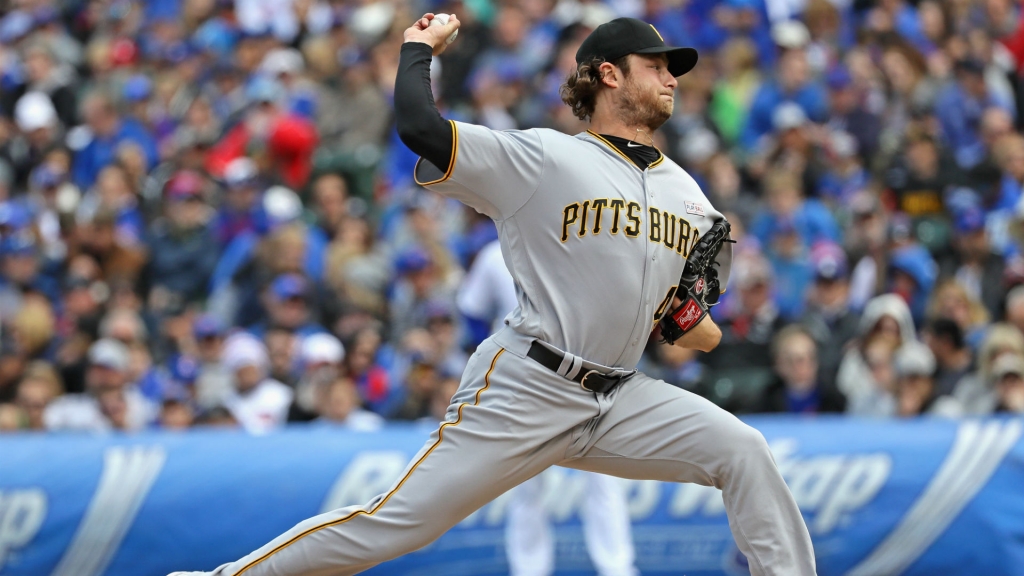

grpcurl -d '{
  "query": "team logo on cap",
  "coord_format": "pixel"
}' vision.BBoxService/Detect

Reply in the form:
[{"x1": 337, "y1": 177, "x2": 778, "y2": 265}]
[{"x1": 684, "y1": 201, "x2": 705, "y2": 216}]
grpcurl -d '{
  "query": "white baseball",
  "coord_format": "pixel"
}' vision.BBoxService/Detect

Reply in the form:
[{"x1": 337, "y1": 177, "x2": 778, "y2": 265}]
[{"x1": 430, "y1": 13, "x2": 458, "y2": 45}]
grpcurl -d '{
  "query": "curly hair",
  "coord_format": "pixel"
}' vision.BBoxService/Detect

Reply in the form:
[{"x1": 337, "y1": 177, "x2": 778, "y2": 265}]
[{"x1": 560, "y1": 55, "x2": 631, "y2": 121}]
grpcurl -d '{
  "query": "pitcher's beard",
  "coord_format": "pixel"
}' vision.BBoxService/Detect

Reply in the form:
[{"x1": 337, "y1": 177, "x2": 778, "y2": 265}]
[{"x1": 615, "y1": 77, "x2": 673, "y2": 133}]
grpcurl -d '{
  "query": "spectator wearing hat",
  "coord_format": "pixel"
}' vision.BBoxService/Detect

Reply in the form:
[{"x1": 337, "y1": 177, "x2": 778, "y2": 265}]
[
  {"x1": 0, "y1": 228, "x2": 62, "y2": 317},
  {"x1": 991, "y1": 353, "x2": 1024, "y2": 413},
  {"x1": 423, "y1": 299, "x2": 468, "y2": 377},
  {"x1": 934, "y1": 59, "x2": 1016, "y2": 169},
  {"x1": 290, "y1": 332, "x2": 345, "y2": 421},
  {"x1": 73, "y1": 93, "x2": 158, "y2": 189},
  {"x1": 389, "y1": 246, "x2": 457, "y2": 343},
  {"x1": 754, "y1": 325, "x2": 846, "y2": 414},
  {"x1": 801, "y1": 242, "x2": 860, "y2": 388},
  {"x1": 892, "y1": 341, "x2": 962, "y2": 417},
  {"x1": 122, "y1": 74, "x2": 153, "y2": 128},
  {"x1": 214, "y1": 157, "x2": 266, "y2": 246},
  {"x1": 824, "y1": 66, "x2": 881, "y2": 163},
  {"x1": 6, "y1": 92, "x2": 63, "y2": 187},
  {"x1": 249, "y1": 273, "x2": 326, "y2": 340},
  {"x1": 221, "y1": 333, "x2": 293, "y2": 434},
  {"x1": 43, "y1": 338, "x2": 157, "y2": 432},
  {"x1": 188, "y1": 314, "x2": 233, "y2": 409},
  {"x1": 313, "y1": 375, "x2": 385, "y2": 431},
  {"x1": 143, "y1": 170, "x2": 218, "y2": 315},
  {"x1": 888, "y1": 243, "x2": 938, "y2": 325},
  {"x1": 937, "y1": 190, "x2": 1007, "y2": 319},
  {"x1": 922, "y1": 317, "x2": 974, "y2": 398}
]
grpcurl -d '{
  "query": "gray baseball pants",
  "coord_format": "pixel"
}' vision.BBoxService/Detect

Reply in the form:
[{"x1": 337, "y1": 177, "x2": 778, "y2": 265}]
[{"x1": 199, "y1": 335, "x2": 816, "y2": 576}]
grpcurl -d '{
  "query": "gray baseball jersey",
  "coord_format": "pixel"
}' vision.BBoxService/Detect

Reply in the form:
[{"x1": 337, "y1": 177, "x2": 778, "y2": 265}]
[
  {"x1": 174, "y1": 123, "x2": 814, "y2": 576},
  {"x1": 415, "y1": 122, "x2": 733, "y2": 370}
]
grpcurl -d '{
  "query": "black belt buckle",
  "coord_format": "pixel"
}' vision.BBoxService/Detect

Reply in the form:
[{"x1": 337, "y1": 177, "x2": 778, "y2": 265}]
[
  {"x1": 527, "y1": 340, "x2": 625, "y2": 394},
  {"x1": 579, "y1": 369, "x2": 619, "y2": 394}
]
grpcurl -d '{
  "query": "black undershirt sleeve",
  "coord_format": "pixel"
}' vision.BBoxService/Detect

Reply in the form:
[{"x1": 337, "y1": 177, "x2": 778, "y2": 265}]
[{"x1": 395, "y1": 42, "x2": 454, "y2": 171}]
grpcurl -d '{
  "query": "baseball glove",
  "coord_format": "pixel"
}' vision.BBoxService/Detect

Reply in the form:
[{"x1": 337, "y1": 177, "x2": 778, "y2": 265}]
[{"x1": 658, "y1": 219, "x2": 732, "y2": 345}]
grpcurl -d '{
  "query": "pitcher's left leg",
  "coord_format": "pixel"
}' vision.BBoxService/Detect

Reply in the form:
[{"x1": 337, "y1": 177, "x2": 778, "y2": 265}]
[
  {"x1": 562, "y1": 374, "x2": 816, "y2": 576},
  {"x1": 580, "y1": 472, "x2": 639, "y2": 576},
  {"x1": 506, "y1": 475, "x2": 556, "y2": 576}
]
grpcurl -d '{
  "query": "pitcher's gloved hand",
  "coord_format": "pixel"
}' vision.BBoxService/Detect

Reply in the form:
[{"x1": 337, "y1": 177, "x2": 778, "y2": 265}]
[{"x1": 659, "y1": 219, "x2": 731, "y2": 345}]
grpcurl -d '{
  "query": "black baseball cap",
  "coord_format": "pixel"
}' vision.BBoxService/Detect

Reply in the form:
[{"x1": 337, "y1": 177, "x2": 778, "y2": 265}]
[{"x1": 576, "y1": 18, "x2": 698, "y2": 77}]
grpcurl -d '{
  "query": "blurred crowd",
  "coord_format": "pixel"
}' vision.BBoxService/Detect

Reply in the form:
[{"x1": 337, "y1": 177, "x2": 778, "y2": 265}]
[{"x1": 2, "y1": 0, "x2": 1024, "y2": 435}]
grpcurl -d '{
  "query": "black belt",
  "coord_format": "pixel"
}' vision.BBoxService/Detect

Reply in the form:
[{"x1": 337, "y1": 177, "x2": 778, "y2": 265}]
[{"x1": 527, "y1": 341, "x2": 631, "y2": 394}]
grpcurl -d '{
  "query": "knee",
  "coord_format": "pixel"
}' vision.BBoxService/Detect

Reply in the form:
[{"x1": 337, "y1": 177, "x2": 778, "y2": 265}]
[{"x1": 713, "y1": 419, "x2": 774, "y2": 472}]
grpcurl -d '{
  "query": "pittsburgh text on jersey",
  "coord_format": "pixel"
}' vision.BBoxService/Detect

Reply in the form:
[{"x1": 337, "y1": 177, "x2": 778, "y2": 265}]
[{"x1": 560, "y1": 200, "x2": 701, "y2": 258}]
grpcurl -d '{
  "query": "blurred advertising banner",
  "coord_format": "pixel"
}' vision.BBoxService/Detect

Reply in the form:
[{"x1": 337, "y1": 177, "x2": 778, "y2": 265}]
[{"x1": 0, "y1": 416, "x2": 1022, "y2": 576}]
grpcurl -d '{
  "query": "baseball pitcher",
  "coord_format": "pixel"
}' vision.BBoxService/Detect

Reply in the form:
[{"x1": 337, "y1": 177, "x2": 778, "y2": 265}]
[{"x1": 171, "y1": 15, "x2": 816, "y2": 576}]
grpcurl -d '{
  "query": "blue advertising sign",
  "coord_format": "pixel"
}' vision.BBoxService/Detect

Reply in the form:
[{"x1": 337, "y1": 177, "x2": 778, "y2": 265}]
[{"x1": 0, "y1": 416, "x2": 1021, "y2": 576}]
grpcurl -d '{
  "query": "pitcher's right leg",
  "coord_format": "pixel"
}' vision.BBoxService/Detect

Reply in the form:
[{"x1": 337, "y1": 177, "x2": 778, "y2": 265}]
[{"x1": 197, "y1": 342, "x2": 597, "y2": 576}]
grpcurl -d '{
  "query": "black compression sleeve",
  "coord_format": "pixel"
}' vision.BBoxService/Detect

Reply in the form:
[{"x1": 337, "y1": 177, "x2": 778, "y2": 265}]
[{"x1": 395, "y1": 42, "x2": 454, "y2": 171}]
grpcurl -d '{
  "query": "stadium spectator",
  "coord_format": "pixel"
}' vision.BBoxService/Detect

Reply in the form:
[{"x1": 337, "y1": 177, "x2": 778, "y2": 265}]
[
  {"x1": 755, "y1": 325, "x2": 846, "y2": 414},
  {"x1": 704, "y1": 249, "x2": 786, "y2": 372},
  {"x1": 937, "y1": 191, "x2": 1007, "y2": 318},
  {"x1": 291, "y1": 332, "x2": 345, "y2": 422},
  {"x1": 927, "y1": 280, "x2": 991, "y2": 348},
  {"x1": 952, "y1": 323, "x2": 1024, "y2": 414},
  {"x1": 190, "y1": 315, "x2": 232, "y2": 410},
  {"x1": 144, "y1": 170, "x2": 218, "y2": 314},
  {"x1": 801, "y1": 242, "x2": 859, "y2": 388},
  {"x1": 893, "y1": 340, "x2": 962, "y2": 417},
  {"x1": 922, "y1": 318, "x2": 974, "y2": 397},
  {"x1": 221, "y1": 333, "x2": 292, "y2": 434},
  {"x1": 13, "y1": 362, "x2": 63, "y2": 430},
  {"x1": 73, "y1": 92, "x2": 158, "y2": 189},
  {"x1": 43, "y1": 338, "x2": 156, "y2": 432},
  {"x1": 991, "y1": 353, "x2": 1024, "y2": 413},
  {"x1": 837, "y1": 294, "x2": 916, "y2": 412},
  {"x1": 314, "y1": 376, "x2": 385, "y2": 431}
]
